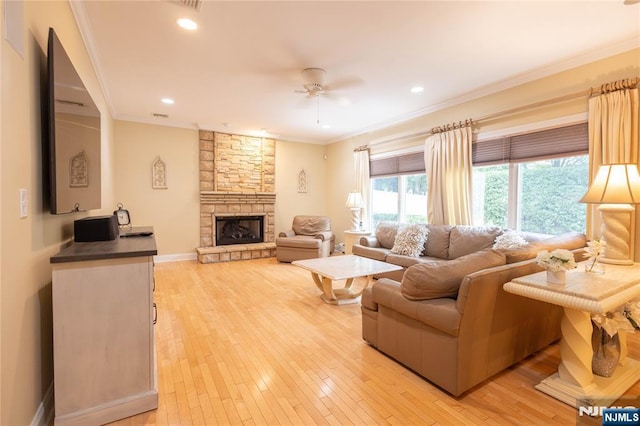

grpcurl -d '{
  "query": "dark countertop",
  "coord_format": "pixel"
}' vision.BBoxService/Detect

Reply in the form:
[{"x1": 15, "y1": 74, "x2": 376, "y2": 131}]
[{"x1": 51, "y1": 226, "x2": 157, "y2": 264}]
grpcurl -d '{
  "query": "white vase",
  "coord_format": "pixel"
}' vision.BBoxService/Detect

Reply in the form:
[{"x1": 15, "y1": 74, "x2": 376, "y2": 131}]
[{"x1": 546, "y1": 270, "x2": 566, "y2": 284}]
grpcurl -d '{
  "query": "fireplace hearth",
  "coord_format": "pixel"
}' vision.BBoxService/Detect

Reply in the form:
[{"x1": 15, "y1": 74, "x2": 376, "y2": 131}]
[{"x1": 215, "y1": 215, "x2": 264, "y2": 246}]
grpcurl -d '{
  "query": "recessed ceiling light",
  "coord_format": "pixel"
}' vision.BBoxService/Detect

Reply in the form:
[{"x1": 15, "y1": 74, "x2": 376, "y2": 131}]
[
  {"x1": 322, "y1": 124, "x2": 331, "y2": 129},
  {"x1": 161, "y1": 98, "x2": 175, "y2": 105},
  {"x1": 411, "y1": 86, "x2": 424, "y2": 93},
  {"x1": 177, "y1": 18, "x2": 197, "y2": 30}
]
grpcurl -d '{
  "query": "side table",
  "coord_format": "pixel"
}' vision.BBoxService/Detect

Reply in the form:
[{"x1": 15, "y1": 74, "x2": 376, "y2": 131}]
[
  {"x1": 503, "y1": 263, "x2": 640, "y2": 407},
  {"x1": 343, "y1": 230, "x2": 371, "y2": 255}
]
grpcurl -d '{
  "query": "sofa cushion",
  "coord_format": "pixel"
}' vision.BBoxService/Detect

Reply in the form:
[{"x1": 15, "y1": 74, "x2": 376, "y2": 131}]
[
  {"x1": 373, "y1": 279, "x2": 461, "y2": 336},
  {"x1": 391, "y1": 224, "x2": 429, "y2": 257},
  {"x1": 400, "y1": 248, "x2": 506, "y2": 300},
  {"x1": 375, "y1": 221, "x2": 400, "y2": 249},
  {"x1": 504, "y1": 231, "x2": 586, "y2": 264},
  {"x1": 275, "y1": 235, "x2": 322, "y2": 249},
  {"x1": 424, "y1": 224, "x2": 452, "y2": 258},
  {"x1": 292, "y1": 215, "x2": 331, "y2": 236},
  {"x1": 448, "y1": 226, "x2": 502, "y2": 259},
  {"x1": 352, "y1": 244, "x2": 390, "y2": 261}
]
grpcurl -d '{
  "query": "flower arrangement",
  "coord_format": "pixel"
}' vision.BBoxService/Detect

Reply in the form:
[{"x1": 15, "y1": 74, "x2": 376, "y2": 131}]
[
  {"x1": 590, "y1": 300, "x2": 640, "y2": 377},
  {"x1": 592, "y1": 300, "x2": 640, "y2": 337},
  {"x1": 535, "y1": 249, "x2": 577, "y2": 272},
  {"x1": 585, "y1": 239, "x2": 606, "y2": 272}
]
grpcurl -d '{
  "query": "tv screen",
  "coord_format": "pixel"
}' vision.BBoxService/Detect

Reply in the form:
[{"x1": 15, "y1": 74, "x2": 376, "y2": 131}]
[{"x1": 47, "y1": 27, "x2": 101, "y2": 214}]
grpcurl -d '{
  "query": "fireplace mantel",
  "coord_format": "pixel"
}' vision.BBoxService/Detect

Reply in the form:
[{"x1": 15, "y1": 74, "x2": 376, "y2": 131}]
[{"x1": 200, "y1": 191, "x2": 277, "y2": 204}]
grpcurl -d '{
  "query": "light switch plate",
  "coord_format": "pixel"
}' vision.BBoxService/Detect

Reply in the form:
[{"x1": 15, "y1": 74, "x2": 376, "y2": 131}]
[{"x1": 19, "y1": 188, "x2": 28, "y2": 218}]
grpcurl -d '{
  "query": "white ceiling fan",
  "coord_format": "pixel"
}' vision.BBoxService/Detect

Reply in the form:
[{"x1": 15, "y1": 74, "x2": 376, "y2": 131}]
[
  {"x1": 294, "y1": 68, "x2": 363, "y2": 125},
  {"x1": 295, "y1": 68, "x2": 329, "y2": 97},
  {"x1": 295, "y1": 68, "x2": 330, "y2": 125}
]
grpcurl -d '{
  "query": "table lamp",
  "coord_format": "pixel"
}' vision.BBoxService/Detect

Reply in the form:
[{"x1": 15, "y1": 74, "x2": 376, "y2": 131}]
[
  {"x1": 345, "y1": 191, "x2": 364, "y2": 231},
  {"x1": 580, "y1": 163, "x2": 640, "y2": 265}
]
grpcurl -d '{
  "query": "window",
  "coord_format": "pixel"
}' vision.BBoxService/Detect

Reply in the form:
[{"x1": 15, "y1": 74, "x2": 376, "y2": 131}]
[
  {"x1": 369, "y1": 152, "x2": 427, "y2": 227},
  {"x1": 370, "y1": 174, "x2": 427, "y2": 227},
  {"x1": 472, "y1": 123, "x2": 589, "y2": 234}
]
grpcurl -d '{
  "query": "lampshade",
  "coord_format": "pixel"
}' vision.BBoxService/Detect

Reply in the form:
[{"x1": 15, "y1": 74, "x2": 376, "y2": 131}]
[
  {"x1": 580, "y1": 163, "x2": 640, "y2": 204},
  {"x1": 345, "y1": 192, "x2": 364, "y2": 209}
]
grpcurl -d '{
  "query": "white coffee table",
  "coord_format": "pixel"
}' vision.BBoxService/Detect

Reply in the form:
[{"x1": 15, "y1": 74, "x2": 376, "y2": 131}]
[{"x1": 293, "y1": 255, "x2": 402, "y2": 305}]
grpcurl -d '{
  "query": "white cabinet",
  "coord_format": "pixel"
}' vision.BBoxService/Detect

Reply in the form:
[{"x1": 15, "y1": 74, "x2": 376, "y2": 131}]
[{"x1": 51, "y1": 232, "x2": 157, "y2": 425}]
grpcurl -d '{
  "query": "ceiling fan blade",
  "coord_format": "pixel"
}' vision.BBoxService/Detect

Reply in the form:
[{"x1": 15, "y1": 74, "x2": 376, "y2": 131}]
[{"x1": 327, "y1": 76, "x2": 364, "y2": 91}]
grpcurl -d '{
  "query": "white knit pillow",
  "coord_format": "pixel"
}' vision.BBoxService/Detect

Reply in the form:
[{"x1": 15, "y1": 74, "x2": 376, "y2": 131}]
[
  {"x1": 391, "y1": 224, "x2": 429, "y2": 257},
  {"x1": 493, "y1": 231, "x2": 529, "y2": 250}
]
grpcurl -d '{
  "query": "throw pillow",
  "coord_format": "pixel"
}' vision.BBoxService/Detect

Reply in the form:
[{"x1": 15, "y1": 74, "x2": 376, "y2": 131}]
[
  {"x1": 448, "y1": 225, "x2": 502, "y2": 259},
  {"x1": 375, "y1": 221, "x2": 400, "y2": 249},
  {"x1": 493, "y1": 231, "x2": 529, "y2": 250},
  {"x1": 401, "y1": 248, "x2": 506, "y2": 300},
  {"x1": 390, "y1": 224, "x2": 429, "y2": 257}
]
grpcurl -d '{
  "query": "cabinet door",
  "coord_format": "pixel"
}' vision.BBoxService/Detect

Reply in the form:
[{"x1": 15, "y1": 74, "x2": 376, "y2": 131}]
[{"x1": 53, "y1": 256, "x2": 154, "y2": 417}]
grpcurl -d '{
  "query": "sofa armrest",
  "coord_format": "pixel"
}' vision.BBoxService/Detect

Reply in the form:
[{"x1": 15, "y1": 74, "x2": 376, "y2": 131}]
[
  {"x1": 359, "y1": 236, "x2": 381, "y2": 248},
  {"x1": 371, "y1": 278, "x2": 401, "y2": 307},
  {"x1": 279, "y1": 230, "x2": 295, "y2": 237},
  {"x1": 314, "y1": 231, "x2": 334, "y2": 241}
]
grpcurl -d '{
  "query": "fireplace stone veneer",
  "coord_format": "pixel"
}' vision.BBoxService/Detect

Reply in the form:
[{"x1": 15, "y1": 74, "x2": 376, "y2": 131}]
[
  {"x1": 197, "y1": 192, "x2": 276, "y2": 263},
  {"x1": 197, "y1": 131, "x2": 277, "y2": 263}
]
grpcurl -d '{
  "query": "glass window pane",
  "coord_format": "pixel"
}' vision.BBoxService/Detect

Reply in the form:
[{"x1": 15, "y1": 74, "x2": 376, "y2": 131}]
[
  {"x1": 402, "y1": 174, "x2": 427, "y2": 224},
  {"x1": 371, "y1": 176, "x2": 399, "y2": 226},
  {"x1": 518, "y1": 156, "x2": 588, "y2": 234},
  {"x1": 472, "y1": 164, "x2": 508, "y2": 228}
]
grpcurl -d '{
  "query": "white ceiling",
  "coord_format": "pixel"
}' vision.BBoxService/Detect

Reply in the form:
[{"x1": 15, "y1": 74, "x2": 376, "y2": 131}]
[{"x1": 71, "y1": 1, "x2": 640, "y2": 144}]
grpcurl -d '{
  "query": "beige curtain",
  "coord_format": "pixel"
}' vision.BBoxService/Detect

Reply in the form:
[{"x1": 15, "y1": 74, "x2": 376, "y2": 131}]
[
  {"x1": 424, "y1": 126, "x2": 473, "y2": 225},
  {"x1": 586, "y1": 83, "x2": 640, "y2": 244},
  {"x1": 353, "y1": 147, "x2": 370, "y2": 229}
]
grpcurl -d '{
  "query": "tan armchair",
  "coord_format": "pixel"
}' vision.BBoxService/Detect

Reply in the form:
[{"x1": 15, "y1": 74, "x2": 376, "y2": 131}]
[{"x1": 276, "y1": 215, "x2": 335, "y2": 262}]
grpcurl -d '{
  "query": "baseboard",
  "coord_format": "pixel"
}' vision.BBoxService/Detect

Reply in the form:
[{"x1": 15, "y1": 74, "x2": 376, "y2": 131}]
[
  {"x1": 30, "y1": 382, "x2": 54, "y2": 426},
  {"x1": 153, "y1": 252, "x2": 197, "y2": 263}
]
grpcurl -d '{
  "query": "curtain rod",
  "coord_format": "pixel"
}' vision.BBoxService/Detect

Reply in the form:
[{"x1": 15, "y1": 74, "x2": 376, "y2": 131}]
[{"x1": 371, "y1": 76, "x2": 640, "y2": 146}]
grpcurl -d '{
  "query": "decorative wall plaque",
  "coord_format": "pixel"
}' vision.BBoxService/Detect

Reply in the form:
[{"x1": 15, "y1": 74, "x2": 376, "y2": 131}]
[
  {"x1": 69, "y1": 150, "x2": 88, "y2": 187},
  {"x1": 152, "y1": 157, "x2": 167, "y2": 189},
  {"x1": 297, "y1": 169, "x2": 307, "y2": 193}
]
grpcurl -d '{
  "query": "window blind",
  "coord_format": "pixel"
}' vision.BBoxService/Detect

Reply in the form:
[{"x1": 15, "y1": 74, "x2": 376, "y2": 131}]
[
  {"x1": 370, "y1": 152, "x2": 425, "y2": 177},
  {"x1": 472, "y1": 123, "x2": 588, "y2": 166}
]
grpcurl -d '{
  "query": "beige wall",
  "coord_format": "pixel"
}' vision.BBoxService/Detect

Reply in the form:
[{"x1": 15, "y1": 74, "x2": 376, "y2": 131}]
[
  {"x1": 113, "y1": 120, "x2": 199, "y2": 256},
  {"x1": 274, "y1": 140, "x2": 328, "y2": 234},
  {"x1": 1, "y1": 1, "x2": 114, "y2": 424},
  {"x1": 326, "y1": 48, "x2": 640, "y2": 247},
  {"x1": 111, "y1": 124, "x2": 330, "y2": 256}
]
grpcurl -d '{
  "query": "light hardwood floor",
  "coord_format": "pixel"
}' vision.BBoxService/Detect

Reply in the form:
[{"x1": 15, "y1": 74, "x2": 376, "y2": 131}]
[{"x1": 109, "y1": 258, "x2": 640, "y2": 425}]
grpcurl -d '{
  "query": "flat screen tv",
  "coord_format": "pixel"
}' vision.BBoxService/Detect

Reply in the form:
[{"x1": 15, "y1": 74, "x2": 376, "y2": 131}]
[{"x1": 47, "y1": 27, "x2": 101, "y2": 214}]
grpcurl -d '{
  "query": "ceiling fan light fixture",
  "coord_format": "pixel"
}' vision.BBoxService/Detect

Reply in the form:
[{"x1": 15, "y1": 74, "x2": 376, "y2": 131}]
[{"x1": 301, "y1": 68, "x2": 326, "y2": 86}]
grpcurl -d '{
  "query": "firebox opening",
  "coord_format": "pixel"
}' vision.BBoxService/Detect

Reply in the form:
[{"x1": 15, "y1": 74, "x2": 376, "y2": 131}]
[{"x1": 215, "y1": 216, "x2": 264, "y2": 246}]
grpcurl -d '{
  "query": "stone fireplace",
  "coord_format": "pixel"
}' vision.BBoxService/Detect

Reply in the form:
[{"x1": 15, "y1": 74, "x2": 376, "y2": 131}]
[{"x1": 196, "y1": 131, "x2": 277, "y2": 263}]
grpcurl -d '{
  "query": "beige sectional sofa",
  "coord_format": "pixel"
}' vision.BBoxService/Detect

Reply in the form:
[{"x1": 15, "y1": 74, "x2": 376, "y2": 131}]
[{"x1": 355, "y1": 222, "x2": 587, "y2": 396}]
